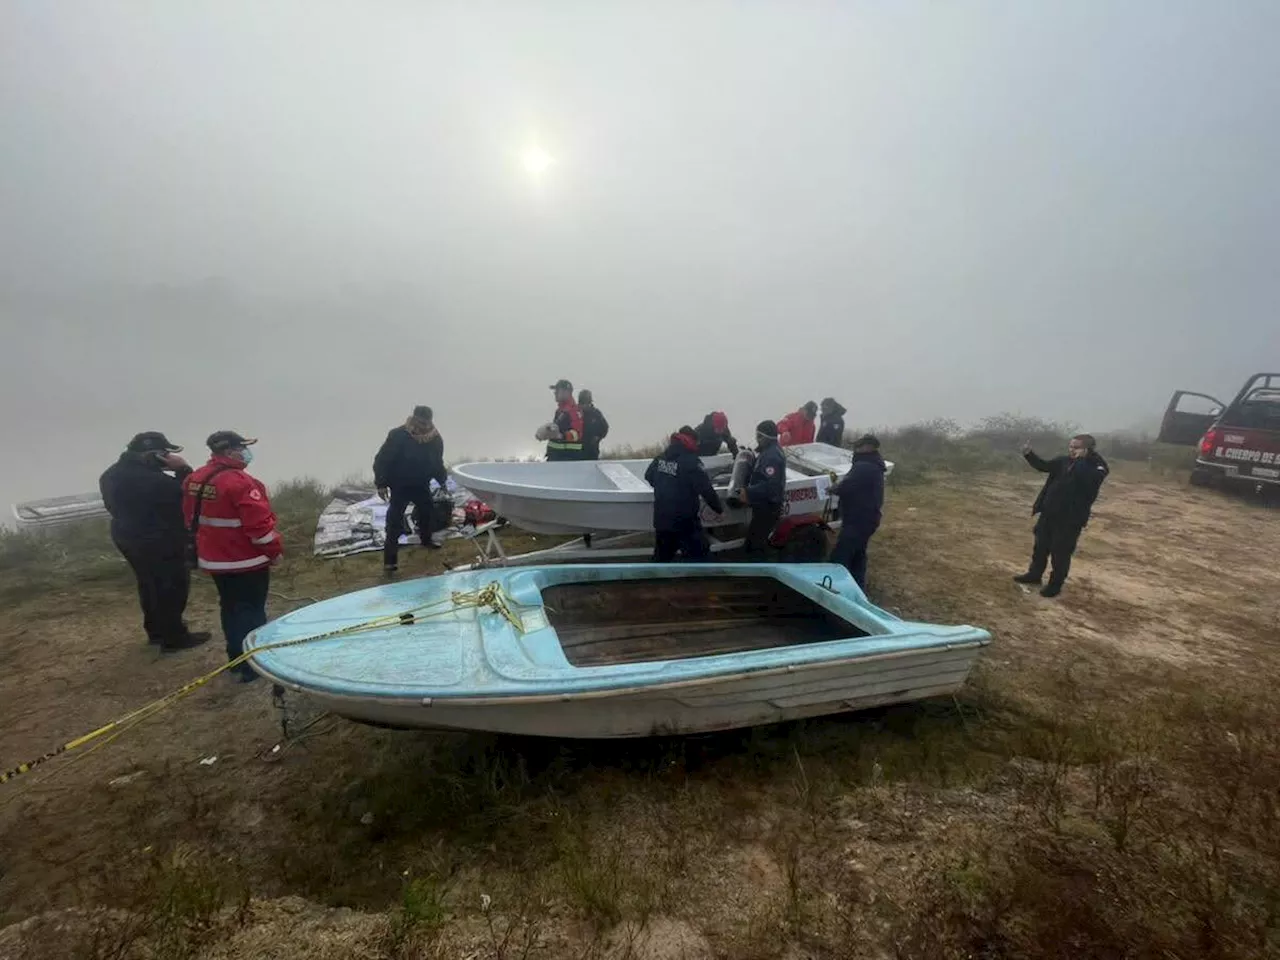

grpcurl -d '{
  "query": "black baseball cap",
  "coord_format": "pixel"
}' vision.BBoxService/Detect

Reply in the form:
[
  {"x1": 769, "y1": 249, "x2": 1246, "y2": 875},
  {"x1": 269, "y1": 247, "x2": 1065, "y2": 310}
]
[
  {"x1": 127, "y1": 431, "x2": 182, "y2": 454},
  {"x1": 852, "y1": 434, "x2": 881, "y2": 450},
  {"x1": 207, "y1": 430, "x2": 258, "y2": 452},
  {"x1": 549, "y1": 379, "x2": 573, "y2": 392}
]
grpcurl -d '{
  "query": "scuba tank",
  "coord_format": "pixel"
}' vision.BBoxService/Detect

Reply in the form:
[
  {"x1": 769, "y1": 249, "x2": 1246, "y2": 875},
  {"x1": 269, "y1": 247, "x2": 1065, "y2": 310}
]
[{"x1": 725, "y1": 450, "x2": 756, "y2": 507}]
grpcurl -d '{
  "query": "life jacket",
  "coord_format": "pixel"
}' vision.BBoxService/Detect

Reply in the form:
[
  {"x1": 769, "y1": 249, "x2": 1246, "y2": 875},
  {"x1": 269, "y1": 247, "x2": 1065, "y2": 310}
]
[{"x1": 546, "y1": 400, "x2": 585, "y2": 455}]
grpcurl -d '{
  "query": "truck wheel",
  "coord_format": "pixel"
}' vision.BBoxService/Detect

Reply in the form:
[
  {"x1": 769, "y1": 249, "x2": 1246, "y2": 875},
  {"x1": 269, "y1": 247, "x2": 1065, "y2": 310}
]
[
  {"x1": 1189, "y1": 467, "x2": 1213, "y2": 488},
  {"x1": 778, "y1": 524, "x2": 828, "y2": 563}
]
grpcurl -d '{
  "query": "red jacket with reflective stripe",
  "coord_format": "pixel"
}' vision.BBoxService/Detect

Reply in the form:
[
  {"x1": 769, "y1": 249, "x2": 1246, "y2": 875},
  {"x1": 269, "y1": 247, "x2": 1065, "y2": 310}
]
[
  {"x1": 182, "y1": 456, "x2": 282, "y2": 573},
  {"x1": 777, "y1": 410, "x2": 816, "y2": 447}
]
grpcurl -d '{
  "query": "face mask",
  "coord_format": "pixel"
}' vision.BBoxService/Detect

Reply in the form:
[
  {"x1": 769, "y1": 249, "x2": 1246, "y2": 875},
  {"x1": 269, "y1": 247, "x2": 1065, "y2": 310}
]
[{"x1": 238, "y1": 447, "x2": 255, "y2": 465}]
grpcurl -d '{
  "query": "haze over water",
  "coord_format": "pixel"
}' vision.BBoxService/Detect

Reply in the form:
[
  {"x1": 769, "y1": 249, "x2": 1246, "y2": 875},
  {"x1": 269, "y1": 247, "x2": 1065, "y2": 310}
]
[{"x1": 3, "y1": 2, "x2": 1278, "y2": 510}]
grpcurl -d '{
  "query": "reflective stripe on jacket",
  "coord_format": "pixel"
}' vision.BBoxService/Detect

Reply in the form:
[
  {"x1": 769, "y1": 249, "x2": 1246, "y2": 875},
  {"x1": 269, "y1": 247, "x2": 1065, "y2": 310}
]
[{"x1": 182, "y1": 456, "x2": 283, "y2": 573}]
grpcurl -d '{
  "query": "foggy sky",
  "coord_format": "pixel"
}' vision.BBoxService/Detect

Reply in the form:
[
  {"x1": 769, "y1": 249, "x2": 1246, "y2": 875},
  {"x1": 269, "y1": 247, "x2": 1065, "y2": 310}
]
[{"x1": 3, "y1": 1, "x2": 1279, "y2": 507}]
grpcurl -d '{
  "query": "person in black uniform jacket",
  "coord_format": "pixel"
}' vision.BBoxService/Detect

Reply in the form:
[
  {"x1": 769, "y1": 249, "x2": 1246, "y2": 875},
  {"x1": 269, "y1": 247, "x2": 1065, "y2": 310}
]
[
  {"x1": 578, "y1": 389, "x2": 609, "y2": 461},
  {"x1": 829, "y1": 435, "x2": 886, "y2": 590},
  {"x1": 644, "y1": 426, "x2": 724, "y2": 561},
  {"x1": 99, "y1": 432, "x2": 210, "y2": 651},
  {"x1": 373, "y1": 405, "x2": 448, "y2": 572},
  {"x1": 816, "y1": 398, "x2": 847, "y2": 447},
  {"x1": 1014, "y1": 434, "x2": 1110, "y2": 597},
  {"x1": 735, "y1": 420, "x2": 787, "y2": 557},
  {"x1": 694, "y1": 412, "x2": 739, "y2": 457}
]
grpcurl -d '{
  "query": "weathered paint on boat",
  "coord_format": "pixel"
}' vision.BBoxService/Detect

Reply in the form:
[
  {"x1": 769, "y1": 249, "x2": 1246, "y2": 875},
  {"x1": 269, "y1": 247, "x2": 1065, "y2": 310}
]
[{"x1": 245, "y1": 563, "x2": 989, "y2": 738}]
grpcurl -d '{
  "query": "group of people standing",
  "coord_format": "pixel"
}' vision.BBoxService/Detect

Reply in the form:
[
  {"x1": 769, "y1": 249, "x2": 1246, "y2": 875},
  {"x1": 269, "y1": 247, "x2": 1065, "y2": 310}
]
[
  {"x1": 643, "y1": 412, "x2": 886, "y2": 589},
  {"x1": 539, "y1": 380, "x2": 610, "y2": 461},
  {"x1": 99, "y1": 429, "x2": 281, "y2": 682},
  {"x1": 96, "y1": 391, "x2": 1110, "y2": 686}
]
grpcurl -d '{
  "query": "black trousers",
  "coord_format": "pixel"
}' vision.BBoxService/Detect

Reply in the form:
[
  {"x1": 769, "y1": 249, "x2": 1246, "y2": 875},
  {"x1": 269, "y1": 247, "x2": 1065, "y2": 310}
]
[
  {"x1": 743, "y1": 503, "x2": 783, "y2": 558},
  {"x1": 653, "y1": 522, "x2": 709, "y2": 562},
  {"x1": 213, "y1": 569, "x2": 270, "y2": 673},
  {"x1": 115, "y1": 540, "x2": 191, "y2": 646},
  {"x1": 1028, "y1": 516, "x2": 1083, "y2": 586},
  {"x1": 384, "y1": 485, "x2": 434, "y2": 565},
  {"x1": 830, "y1": 528, "x2": 872, "y2": 590}
]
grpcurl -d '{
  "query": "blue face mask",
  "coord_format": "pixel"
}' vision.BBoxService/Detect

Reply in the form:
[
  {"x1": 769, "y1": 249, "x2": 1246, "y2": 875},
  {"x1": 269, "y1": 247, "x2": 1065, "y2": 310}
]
[{"x1": 238, "y1": 447, "x2": 254, "y2": 466}]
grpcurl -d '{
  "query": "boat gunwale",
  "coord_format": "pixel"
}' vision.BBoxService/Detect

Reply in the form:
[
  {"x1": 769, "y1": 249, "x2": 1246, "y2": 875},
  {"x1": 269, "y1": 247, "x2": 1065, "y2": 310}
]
[
  {"x1": 244, "y1": 562, "x2": 991, "y2": 698},
  {"x1": 249, "y1": 635, "x2": 990, "y2": 707}
]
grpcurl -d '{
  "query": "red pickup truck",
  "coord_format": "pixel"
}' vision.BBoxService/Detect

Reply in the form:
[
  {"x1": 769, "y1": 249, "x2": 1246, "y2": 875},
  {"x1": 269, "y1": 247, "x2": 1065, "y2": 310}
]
[{"x1": 1158, "y1": 372, "x2": 1280, "y2": 492}]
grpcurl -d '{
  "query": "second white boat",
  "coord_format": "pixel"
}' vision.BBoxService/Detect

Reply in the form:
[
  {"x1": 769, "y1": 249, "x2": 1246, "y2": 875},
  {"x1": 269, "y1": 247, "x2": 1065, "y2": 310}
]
[{"x1": 451, "y1": 443, "x2": 893, "y2": 536}]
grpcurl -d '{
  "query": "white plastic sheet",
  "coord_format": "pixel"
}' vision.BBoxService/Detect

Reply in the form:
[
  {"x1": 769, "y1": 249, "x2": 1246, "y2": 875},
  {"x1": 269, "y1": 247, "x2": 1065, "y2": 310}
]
[{"x1": 312, "y1": 477, "x2": 479, "y2": 558}]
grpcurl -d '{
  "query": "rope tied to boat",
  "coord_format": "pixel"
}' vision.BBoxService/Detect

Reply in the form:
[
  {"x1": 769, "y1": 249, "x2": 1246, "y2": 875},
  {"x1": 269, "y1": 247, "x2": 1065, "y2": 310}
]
[{"x1": 0, "y1": 583, "x2": 527, "y2": 792}]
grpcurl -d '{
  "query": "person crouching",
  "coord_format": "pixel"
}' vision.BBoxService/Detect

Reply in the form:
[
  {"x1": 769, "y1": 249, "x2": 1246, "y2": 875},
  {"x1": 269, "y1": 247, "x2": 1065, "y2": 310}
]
[{"x1": 644, "y1": 426, "x2": 724, "y2": 561}]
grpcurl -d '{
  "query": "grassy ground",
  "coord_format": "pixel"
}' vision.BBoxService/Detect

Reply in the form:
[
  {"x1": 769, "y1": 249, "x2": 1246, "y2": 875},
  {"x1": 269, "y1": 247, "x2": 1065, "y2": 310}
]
[{"x1": 1, "y1": 428, "x2": 1278, "y2": 959}]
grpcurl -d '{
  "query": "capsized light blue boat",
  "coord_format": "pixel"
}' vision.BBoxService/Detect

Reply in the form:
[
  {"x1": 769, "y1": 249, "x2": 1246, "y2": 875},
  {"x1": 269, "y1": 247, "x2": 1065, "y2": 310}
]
[{"x1": 245, "y1": 563, "x2": 991, "y2": 738}]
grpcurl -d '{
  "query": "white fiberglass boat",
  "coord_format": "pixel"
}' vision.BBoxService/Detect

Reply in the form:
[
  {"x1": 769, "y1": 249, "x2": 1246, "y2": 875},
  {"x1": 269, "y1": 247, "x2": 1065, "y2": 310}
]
[{"x1": 450, "y1": 443, "x2": 893, "y2": 536}]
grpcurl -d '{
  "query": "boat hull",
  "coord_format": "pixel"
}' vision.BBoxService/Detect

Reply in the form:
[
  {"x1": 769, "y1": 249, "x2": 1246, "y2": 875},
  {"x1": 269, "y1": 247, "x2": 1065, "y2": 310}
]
[
  {"x1": 252, "y1": 641, "x2": 983, "y2": 737},
  {"x1": 451, "y1": 444, "x2": 890, "y2": 536},
  {"x1": 245, "y1": 562, "x2": 990, "y2": 738}
]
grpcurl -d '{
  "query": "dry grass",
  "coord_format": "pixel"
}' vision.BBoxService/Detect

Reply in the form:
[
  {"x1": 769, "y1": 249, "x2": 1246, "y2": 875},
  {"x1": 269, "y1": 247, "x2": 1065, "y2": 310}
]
[{"x1": 2, "y1": 428, "x2": 1279, "y2": 959}]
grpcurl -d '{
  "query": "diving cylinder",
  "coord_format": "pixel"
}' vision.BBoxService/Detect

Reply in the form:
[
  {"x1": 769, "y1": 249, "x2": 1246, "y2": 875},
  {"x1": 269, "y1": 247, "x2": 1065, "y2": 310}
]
[{"x1": 726, "y1": 450, "x2": 756, "y2": 507}]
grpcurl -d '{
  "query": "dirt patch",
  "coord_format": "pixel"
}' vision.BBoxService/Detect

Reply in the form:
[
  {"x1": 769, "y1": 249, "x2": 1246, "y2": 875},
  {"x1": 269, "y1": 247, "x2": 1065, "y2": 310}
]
[{"x1": 2, "y1": 464, "x2": 1279, "y2": 958}]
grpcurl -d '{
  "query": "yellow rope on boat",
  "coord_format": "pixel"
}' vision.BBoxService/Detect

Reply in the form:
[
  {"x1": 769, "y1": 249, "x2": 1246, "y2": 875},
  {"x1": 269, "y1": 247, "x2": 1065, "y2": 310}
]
[{"x1": 0, "y1": 583, "x2": 525, "y2": 790}]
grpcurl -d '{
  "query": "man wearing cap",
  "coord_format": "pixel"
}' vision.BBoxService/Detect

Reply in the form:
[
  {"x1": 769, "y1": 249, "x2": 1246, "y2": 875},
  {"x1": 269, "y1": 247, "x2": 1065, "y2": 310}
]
[
  {"x1": 578, "y1": 389, "x2": 610, "y2": 461},
  {"x1": 542, "y1": 380, "x2": 584, "y2": 461},
  {"x1": 183, "y1": 431, "x2": 282, "y2": 682},
  {"x1": 830, "y1": 435, "x2": 887, "y2": 590},
  {"x1": 99, "y1": 432, "x2": 210, "y2": 651},
  {"x1": 373, "y1": 405, "x2": 449, "y2": 573},
  {"x1": 644, "y1": 426, "x2": 724, "y2": 561},
  {"x1": 694, "y1": 412, "x2": 739, "y2": 458},
  {"x1": 777, "y1": 401, "x2": 819, "y2": 447},
  {"x1": 816, "y1": 398, "x2": 847, "y2": 447},
  {"x1": 734, "y1": 420, "x2": 788, "y2": 556}
]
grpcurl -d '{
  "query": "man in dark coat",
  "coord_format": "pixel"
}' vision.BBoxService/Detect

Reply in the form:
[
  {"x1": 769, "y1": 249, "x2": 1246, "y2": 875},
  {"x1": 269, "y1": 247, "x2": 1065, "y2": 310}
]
[
  {"x1": 578, "y1": 389, "x2": 610, "y2": 461},
  {"x1": 829, "y1": 435, "x2": 886, "y2": 590},
  {"x1": 644, "y1": 426, "x2": 724, "y2": 561},
  {"x1": 694, "y1": 412, "x2": 739, "y2": 457},
  {"x1": 1015, "y1": 434, "x2": 1110, "y2": 597},
  {"x1": 816, "y1": 398, "x2": 847, "y2": 447},
  {"x1": 373, "y1": 405, "x2": 449, "y2": 573},
  {"x1": 99, "y1": 432, "x2": 210, "y2": 650},
  {"x1": 735, "y1": 420, "x2": 787, "y2": 557}
]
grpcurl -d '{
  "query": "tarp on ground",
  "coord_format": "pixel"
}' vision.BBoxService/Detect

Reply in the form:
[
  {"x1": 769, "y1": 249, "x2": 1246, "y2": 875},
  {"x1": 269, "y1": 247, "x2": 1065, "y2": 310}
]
[{"x1": 312, "y1": 478, "x2": 479, "y2": 558}]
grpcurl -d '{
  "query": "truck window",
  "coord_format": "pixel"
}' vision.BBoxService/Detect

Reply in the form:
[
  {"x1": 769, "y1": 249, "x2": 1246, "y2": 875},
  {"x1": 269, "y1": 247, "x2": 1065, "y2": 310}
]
[{"x1": 1229, "y1": 390, "x2": 1280, "y2": 430}]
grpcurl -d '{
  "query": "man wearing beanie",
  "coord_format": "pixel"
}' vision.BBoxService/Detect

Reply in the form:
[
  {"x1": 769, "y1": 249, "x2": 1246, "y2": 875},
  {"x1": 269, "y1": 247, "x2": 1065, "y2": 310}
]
[
  {"x1": 830, "y1": 434, "x2": 887, "y2": 590},
  {"x1": 734, "y1": 420, "x2": 787, "y2": 556},
  {"x1": 694, "y1": 411, "x2": 739, "y2": 457},
  {"x1": 644, "y1": 426, "x2": 724, "y2": 561},
  {"x1": 373, "y1": 405, "x2": 449, "y2": 573}
]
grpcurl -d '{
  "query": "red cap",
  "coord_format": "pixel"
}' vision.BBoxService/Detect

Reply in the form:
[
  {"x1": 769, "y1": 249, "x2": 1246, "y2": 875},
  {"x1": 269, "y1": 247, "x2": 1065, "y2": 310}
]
[{"x1": 711, "y1": 411, "x2": 728, "y2": 432}]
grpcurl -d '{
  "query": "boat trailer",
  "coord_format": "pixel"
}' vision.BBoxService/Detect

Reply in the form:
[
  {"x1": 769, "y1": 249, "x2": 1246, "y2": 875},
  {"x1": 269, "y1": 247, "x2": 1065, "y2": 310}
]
[{"x1": 450, "y1": 513, "x2": 844, "y2": 572}]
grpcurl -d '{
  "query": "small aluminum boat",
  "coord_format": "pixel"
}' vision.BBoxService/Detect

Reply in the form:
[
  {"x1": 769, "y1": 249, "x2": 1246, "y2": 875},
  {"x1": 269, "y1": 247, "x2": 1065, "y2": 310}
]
[{"x1": 245, "y1": 562, "x2": 988, "y2": 738}]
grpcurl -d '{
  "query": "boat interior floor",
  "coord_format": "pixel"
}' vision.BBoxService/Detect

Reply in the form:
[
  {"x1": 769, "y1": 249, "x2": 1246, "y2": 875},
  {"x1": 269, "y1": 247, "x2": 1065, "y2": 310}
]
[{"x1": 543, "y1": 577, "x2": 868, "y2": 668}]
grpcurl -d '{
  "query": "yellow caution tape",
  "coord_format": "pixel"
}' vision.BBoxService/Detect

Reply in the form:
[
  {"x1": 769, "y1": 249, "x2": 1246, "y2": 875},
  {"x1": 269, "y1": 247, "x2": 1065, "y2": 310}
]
[{"x1": 0, "y1": 583, "x2": 524, "y2": 788}]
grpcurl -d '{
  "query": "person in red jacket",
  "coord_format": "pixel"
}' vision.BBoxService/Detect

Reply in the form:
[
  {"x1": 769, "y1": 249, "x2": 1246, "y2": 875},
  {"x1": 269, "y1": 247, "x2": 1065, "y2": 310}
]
[
  {"x1": 777, "y1": 401, "x2": 819, "y2": 447},
  {"x1": 541, "y1": 379, "x2": 584, "y2": 461},
  {"x1": 182, "y1": 430, "x2": 282, "y2": 682}
]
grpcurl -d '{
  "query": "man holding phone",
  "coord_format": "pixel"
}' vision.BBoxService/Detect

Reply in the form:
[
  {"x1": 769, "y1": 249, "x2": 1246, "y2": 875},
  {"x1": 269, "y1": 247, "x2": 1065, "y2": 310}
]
[{"x1": 100, "y1": 432, "x2": 210, "y2": 651}]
